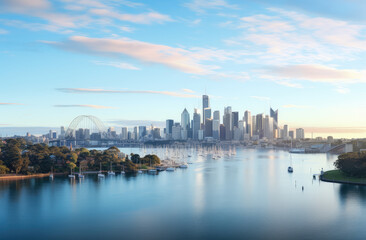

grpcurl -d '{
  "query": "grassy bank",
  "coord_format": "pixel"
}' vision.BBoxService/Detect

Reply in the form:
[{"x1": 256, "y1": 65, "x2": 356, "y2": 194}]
[
  {"x1": 321, "y1": 170, "x2": 366, "y2": 185},
  {"x1": 0, "y1": 173, "x2": 51, "y2": 181}
]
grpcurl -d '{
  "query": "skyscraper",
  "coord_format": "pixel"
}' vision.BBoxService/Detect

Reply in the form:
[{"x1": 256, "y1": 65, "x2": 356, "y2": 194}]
[
  {"x1": 264, "y1": 115, "x2": 274, "y2": 139},
  {"x1": 213, "y1": 119, "x2": 220, "y2": 140},
  {"x1": 202, "y1": 95, "x2": 210, "y2": 123},
  {"x1": 193, "y1": 108, "x2": 201, "y2": 140},
  {"x1": 166, "y1": 119, "x2": 174, "y2": 139},
  {"x1": 283, "y1": 124, "x2": 289, "y2": 139},
  {"x1": 204, "y1": 118, "x2": 213, "y2": 137},
  {"x1": 181, "y1": 108, "x2": 190, "y2": 130},
  {"x1": 223, "y1": 107, "x2": 232, "y2": 140},
  {"x1": 232, "y1": 111, "x2": 239, "y2": 130},
  {"x1": 244, "y1": 110, "x2": 252, "y2": 137},
  {"x1": 121, "y1": 127, "x2": 128, "y2": 140},
  {"x1": 296, "y1": 128, "x2": 305, "y2": 139},
  {"x1": 270, "y1": 108, "x2": 279, "y2": 131},
  {"x1": 256, "y1": 114, "x2": 264, "y2": 138},
  {"x1": 203, "y1": 107, "x2": 212, "y2": 125},
  {"x1": 213, "y1": 110, "x2": 220, "y2": 121}
]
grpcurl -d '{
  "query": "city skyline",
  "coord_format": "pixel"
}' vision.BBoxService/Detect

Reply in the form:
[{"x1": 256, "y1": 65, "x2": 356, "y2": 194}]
[{"x1": 1, "y1": 0, "x2": 366, "y2": 138}]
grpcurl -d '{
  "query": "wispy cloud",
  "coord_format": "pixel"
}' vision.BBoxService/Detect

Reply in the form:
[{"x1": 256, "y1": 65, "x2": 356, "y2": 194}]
[
  {"x1": 44, "y1": 36, "x2": 213, "y2": 74},
  {"x1": 56, "y1": 88, "x2": 200, "y2": 98},
  {"x1": 185, "y1": 0, "x2": 238, "y2": 13},
  {"x1": 0, "y1": 103, "x2": 23, "y2": 105},
  {"x1": 89, "y1": 9, "x2": 173, "y2": 24},
  {"x1": 54, "y1": 104, "x2": 115, "y2": 109},
  {"x1": 0, "y1": 28, "x2": 8, "y2": 34},
  {"x1": 182, "y1": 88, "x2": 195, "y2": 93},
  {"x1": 265, "y1": 64, "x2": 365, "y2": 83},
  {"x1": 92, "y1": 60, "x2": 140, "y2": 70}
]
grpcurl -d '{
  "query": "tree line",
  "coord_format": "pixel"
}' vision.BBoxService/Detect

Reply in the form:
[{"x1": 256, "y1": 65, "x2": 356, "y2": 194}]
[
  {"x1": 334, "y1": 151, "x2": 366, "y2": 177},
  {"x1": 0, "y1": 138, "x2": 160, "y2": 175}
]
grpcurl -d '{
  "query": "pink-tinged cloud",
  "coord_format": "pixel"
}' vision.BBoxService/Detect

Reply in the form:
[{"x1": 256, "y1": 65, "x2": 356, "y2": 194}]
[
  {"x1": 54, "y1": 104, "x2": 115, "y2": 109},
  {"x1": 266, "y1": 64, "x2": 364, "y2": 83},
  {"x1": 89, "y1": 9, "x2": 172, "y2": 24},
  {"x1": 56, "y1": 88, "x2": 200, "y2": 98},
  {"x1": 45, "y1": 36, "x2": 211, "y2": 74},
  {"x1": 0, "y1": 103, "x2": 23, "y2": 105},
  {"x1": 303, "y1": 127, "x2": 366, "y2": 134}
]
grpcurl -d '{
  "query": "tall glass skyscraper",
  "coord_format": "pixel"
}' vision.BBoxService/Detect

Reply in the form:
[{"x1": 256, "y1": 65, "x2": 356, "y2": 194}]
[
  {"x1": 193, "y1": 108, "x2": 201, "y2": 140},
  {"x1": 181, "y1": 108, "x2": 190, "y2": 130},
  {"x1": 270, "y1": 108, "x2": 278, "y2": 130},
  {"x1": 202, "y1": 95, "x2": 210, "y2": 123}
]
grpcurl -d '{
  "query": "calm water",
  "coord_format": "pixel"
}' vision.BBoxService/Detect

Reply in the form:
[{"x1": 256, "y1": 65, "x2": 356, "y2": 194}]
[{"x1": 1, "y1": 148, "x2": 366, "y2": 240}]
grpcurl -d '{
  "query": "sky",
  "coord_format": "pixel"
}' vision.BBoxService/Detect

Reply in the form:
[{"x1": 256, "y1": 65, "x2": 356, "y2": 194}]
[{"x1": 1, "y1": 0, "x2": 366, "y2": 138}]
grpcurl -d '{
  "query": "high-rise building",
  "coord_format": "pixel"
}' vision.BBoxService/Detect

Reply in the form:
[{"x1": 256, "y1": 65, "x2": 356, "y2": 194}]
[
  {"x1": 223, "y1": 107, "x2": 232, "y2": 140},
  {"x1": 283, "y1": 125, "x2": 289, "y2": 139},
  {"x1": 263, "y1": 115, "x2": 273, "y2": 140},
  {"x1": 202, "y1": 95, "x2": 210, "y2": 123},
  {"x1": 172, "y1": 125, "x2": 182, "y2": 140},
  {"x1": 138, "y1": 126, "x2": 147, "y2": 139},
  {"x1": 193, "y1": 108, "x2": 201, "y2": 140},
  {"x1": 289, "y1": 130, "x2": 295, "y2": 139},
  {"x1": 244, "y1": 111, "x2": 252, "y2": 137},
  {"x1": 296, "y1": 128, "x2": 305, "y2": 139},
  {"x1": 133, "y1": 127, "x2": 138, "y2": 140},
  {"x1": 220, "y1": 124, "x2": 226, "y2": 140},
  {"x1": 121, "y1": 127, "x2": 128, "y2": 140},
  {"x1": 256, "y1": 114, "x2": 264, "y2": 138},
  {"x1": 213, "y1": 119, "x2": 220, "y2": 140},
  {"x1": 252, "y1": 115, "x2": 256, "y2": 137},
  {"x1": 213, "y1": 110, "x2": 220, "y2": 121},
  {"x1": 204, "y1": 118, "x2": 213, "y2": 137},
  {"x1": 270, "y1": 108, "x2": 279, "y2": 131},
  {"x1": 181, "y1": 108, "x2": 190, "y2": 130},
  {"x1": 152, "y1": 128, "x2": 161, "y2": 139},
  {"x1": 203, "y1": 107, "x2": 212, "y2": 125},
  {"x1": 165, "y1": 119, "x2": 174, "y2": 139},
  {"x1": 232, "y1": 112, "x2": 239, "y2": 129}
]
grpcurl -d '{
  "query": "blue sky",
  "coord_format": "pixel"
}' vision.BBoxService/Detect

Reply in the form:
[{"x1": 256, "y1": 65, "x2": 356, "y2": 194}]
[{"x1": 1, "y1": 0, "x2": 366, "y2": 138}]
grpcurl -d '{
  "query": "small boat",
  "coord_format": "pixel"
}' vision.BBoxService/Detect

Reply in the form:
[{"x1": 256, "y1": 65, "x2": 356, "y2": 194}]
[
  {"x1": 179, "y1": 163, "x2": 188, "y2": 168},
  {"x1": 288, "y1": 166, "x2": 293, "y2": 173},
  {"x1": 108, "y1": 162, "x2": 115, "y2": 175},
  {"x1": 148, "y1": 169, "x2": 157, "y2": 174},
  {"x1": 121, "y1": 165, "x2": 125, "y2": 175},
  {"x1": 98, "y1": 163, "x2": 105, "y2": 178},
  {"x1": 137, "y1": 170, "x2": 143, "y2": 174},
  {"x1": 166, "y1": 167, "x2": 175, "y2": 172},
  {"x1": 68, "y1": 167, "x2": 75, "y2": 178},
  {"x1": 78, "y1": 166, "x2": 84, "y2": 178},
  {"x1": 49, "y1": 167, "x2": 54, "y2": 179},
  {"x1": 156, "y1": 167, "x2": 165, "y2": 171}
]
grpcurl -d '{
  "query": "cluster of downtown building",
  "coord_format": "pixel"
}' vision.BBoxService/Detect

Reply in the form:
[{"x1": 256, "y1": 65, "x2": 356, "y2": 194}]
[
  {"x1": 114, "y1": 94, "x2": 305, "y2": 143},
  {"x1": 23, "y1": 94, "x2": 305, "y2": 146},
  {"x1": 161, "y1": 95, "x2": 305, "y2": 142}
]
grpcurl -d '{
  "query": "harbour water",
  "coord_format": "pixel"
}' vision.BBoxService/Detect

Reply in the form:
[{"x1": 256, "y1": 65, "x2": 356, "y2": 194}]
[{"x1": 1, "y1": 148, "x2": 366, "y2": 240}]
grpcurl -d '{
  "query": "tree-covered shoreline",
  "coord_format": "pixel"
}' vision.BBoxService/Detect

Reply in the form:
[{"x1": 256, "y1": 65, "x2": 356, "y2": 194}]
[{"x1": 0, "y1": 138, "x2": 160, "y2": 175}]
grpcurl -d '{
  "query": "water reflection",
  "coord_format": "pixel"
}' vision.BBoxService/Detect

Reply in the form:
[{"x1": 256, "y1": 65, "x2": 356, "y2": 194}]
[{"x1": 338, "y1": 184, "x2": 366, "y2": 205}]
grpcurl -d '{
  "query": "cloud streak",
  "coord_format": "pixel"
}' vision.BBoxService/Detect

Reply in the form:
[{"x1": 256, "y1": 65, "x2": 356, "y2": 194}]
[
  {"x1": 92, "y1": 61, "x2": 140, "y2": 70},
  {"x1": 45, "y1": 36, "x2": 212, "y2": 74},
  {"x1": 54, "y1": 104, "x2": 115, "y2": 109},
  {"x1": 0, "y1": 103, "x2": 23, "y2": 105},
  {"x1": 56, "y1": 88, "x2": 200, "y2": 98}
]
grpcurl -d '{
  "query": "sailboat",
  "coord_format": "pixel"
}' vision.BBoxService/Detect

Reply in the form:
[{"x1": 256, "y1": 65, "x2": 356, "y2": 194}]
[
  {"x1": 288, "y1": 153, "x2": 294, "y2": 173},
  {"x1": 49, "y1": 166, "x2": 54, "y2": 179},
  {"x1": 121, "y1": 165, "x2": 125, "y2": 174},
  {"x1": 108, "y1": 162, "x2": 115, "y2": 175},
  {"x1": 98, "y1": 163, "x2": 105, "y2": 178},
  {"x1": 68, "y1": 167, "x2": 75, "y2": 178},
  {"x1": 78, "y1": 166, "x2": 84, "y2": 178}
]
